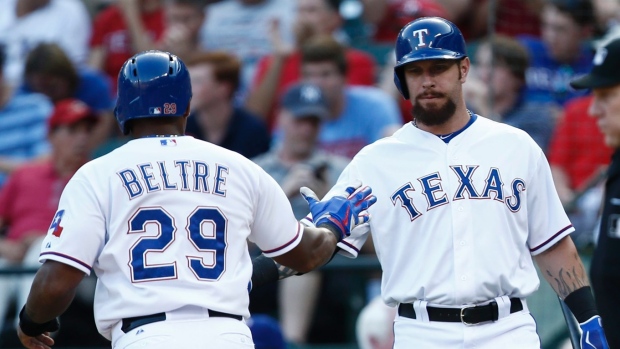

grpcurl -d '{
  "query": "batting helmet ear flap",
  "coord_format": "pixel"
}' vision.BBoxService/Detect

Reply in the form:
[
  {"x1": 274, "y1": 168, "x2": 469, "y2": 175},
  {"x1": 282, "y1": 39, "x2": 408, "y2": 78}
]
[{"x1": 393, "y1": 66, "x2": 409, "y2": 100}]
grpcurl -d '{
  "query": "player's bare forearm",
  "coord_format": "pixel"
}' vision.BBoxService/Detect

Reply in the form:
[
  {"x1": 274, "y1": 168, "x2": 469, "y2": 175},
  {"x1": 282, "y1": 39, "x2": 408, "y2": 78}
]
[
  {"x1": 273, "y1": 226, "x2": 338, "y2": 274},
  {"x1": 24, "y1": 261, "x2": 85, "y2": 323},
  {"x1": 533, "y1": 236, "x2": 589, "y2": 299}
]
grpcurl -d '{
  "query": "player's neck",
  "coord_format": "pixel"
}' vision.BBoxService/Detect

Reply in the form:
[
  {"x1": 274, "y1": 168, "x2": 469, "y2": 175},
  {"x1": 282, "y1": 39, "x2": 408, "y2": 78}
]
[{"x1": 132, "y1": 126, "x2": 185, "y2": 138}]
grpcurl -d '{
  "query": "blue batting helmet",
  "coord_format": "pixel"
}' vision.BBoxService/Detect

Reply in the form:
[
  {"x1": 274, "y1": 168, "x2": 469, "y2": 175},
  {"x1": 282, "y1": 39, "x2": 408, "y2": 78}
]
[
  {"x1": 114, "y1": 50, "x2": 192, "y2": 135},
  {"x1": 393, "y1": 17, "x2": 467, "y2": 99}
]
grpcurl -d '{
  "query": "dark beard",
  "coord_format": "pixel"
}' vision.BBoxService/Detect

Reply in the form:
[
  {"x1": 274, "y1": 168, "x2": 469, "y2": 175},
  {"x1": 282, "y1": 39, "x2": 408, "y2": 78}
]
[{"x1": 411, "y1": 96, "x2": 457, "y2": 127}]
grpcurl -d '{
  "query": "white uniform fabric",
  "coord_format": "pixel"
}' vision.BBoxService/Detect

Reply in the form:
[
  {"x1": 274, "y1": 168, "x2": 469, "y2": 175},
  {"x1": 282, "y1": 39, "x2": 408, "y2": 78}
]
[
  {"x1": 393, "y1": 308, "x2": 540, "y2": 348},
  {"x1": 335, "y1": 116, "x2": 573, "y2": 306},
  {"x1": 38, "y1": 136, "x2": 302, "y2": 342},
  {"x1": 0, "y1": 0, "x2": 91, "y2": 87},
  {"x1": 330, "y1": 116, "x2": 573, "y2": 347},
  {"x1": 112, "y1": 307, "x2": 253, "y2": 349}
]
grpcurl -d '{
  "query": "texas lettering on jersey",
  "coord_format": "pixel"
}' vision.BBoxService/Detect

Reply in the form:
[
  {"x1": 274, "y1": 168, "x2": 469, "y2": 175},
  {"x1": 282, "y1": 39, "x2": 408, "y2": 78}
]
[
  {"x1": 390, "y1": 165, "x2": 526, "y2": 221},
  {"x1": 117, "y1": 161, "x2": 230, "y2": 199}
]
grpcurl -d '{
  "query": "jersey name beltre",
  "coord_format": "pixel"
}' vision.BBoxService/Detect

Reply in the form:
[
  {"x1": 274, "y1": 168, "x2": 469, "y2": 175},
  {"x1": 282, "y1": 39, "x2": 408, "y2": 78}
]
[
  {"x1": 390, "y1": 165, "x2": 525, "y2": 220},
  {"x1": 117, "y1": 160, "x2": 229, "y2": 199}
]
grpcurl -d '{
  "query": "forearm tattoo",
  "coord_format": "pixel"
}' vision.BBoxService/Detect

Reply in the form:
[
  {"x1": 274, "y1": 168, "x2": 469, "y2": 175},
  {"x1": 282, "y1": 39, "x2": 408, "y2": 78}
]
[
  {"x1": 545, "y1": 252, "x2": 589, "y2": 298},
  {"x1": 276, "y1": 262, "x2": 300, "y2": 279}
]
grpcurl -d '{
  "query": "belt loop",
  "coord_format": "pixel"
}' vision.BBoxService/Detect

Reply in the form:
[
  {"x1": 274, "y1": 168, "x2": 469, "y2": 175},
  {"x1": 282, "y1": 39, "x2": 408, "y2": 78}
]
[
  {"x1": 414, "y1": 300, "x2": 430, "y2": 322},
  {"x1": 494, "y1": 296, "x2": 512, "y2": 320}
]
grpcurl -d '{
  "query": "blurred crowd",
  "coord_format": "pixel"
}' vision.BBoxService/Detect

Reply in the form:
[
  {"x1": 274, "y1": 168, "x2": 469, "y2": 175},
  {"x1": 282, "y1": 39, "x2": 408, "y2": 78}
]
[{"x1": 0, "y1": 0, "x2": 617, "y2": 348}]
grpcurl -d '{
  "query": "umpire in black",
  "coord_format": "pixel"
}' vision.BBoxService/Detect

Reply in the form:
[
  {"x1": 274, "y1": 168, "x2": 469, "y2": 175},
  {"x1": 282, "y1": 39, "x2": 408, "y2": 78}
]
[{"x1": 570, "y1": 37, "x2": 620, "y2": 348}]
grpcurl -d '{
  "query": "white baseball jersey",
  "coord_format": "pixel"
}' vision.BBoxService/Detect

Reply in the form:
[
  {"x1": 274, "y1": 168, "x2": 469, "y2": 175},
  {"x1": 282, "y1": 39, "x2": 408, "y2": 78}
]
[
  {"x1": 39, "y1": 136, "x2": 302, "y2": 340},
  {"x1": 332, "y1": 115, "x2": 574, "y2": 307}
]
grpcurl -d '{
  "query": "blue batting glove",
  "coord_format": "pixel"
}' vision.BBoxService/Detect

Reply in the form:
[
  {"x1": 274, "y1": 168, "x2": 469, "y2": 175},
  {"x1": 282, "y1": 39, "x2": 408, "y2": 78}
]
[
  {"x1": 580, "y1": 316, "x2": 609, "y2": 349},
  {"x1": 300, "y1": 183, "x2": 376, "y2": 241}
]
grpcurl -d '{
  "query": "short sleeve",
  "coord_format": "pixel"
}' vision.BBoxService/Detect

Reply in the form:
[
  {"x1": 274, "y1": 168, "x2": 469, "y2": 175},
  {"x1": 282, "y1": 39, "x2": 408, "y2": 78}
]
[
  {"x1": 39, "y1": 173, "x2": 106, "y2": 275},
  {"x1": 526, "y1": 151, "x2": 575, "y2": 255},
  {"x1": 248, "y1": 166, "x2": 303, "y2": 258}
]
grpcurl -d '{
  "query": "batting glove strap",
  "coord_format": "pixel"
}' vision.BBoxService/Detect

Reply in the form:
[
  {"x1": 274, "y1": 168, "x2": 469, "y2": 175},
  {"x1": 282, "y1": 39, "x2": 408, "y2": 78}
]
[
  {"x1": 579, "y1": 316, "x2": 610, "y2": 349},
  {"x1": 19, "y1": 305, "x2": 60, "y2": 337}
]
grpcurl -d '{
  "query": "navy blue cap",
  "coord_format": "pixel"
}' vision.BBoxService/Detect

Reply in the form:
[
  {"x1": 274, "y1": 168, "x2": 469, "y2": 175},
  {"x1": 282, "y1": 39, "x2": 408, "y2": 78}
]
[{"x1": 281, "y1": 82, "x2": 328, "y2": 119}]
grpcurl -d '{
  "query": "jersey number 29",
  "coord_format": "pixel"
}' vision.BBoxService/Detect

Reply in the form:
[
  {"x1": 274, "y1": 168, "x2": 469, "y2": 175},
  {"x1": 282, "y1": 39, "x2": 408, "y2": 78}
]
[{"x1": 128, "y1": 207, "x2": 226, "y2": 282}]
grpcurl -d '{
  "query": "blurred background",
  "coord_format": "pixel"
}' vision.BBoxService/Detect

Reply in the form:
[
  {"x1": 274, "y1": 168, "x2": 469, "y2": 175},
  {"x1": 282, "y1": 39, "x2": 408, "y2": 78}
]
[{"x1": 0, "y1": 0, "x2": 615, "y2": 348}]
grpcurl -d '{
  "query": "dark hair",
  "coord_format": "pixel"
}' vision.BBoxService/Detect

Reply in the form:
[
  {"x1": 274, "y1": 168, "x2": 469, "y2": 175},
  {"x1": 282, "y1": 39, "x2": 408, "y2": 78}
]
[
  {"x1": 547, "y1": 0, "x2": 595, "y2": 27},
  {"x1": 24, "y1": 43, "x2": 79, "y2": 94},
  {"x1": 184, "y1": 51, "x2": 241, "y2": 98},
  {"x1": 483, "y1": 35, "x2": 529, "y2": 82},
  {"x1": 300, "y1": 35, "x2": 348, "y2": 75}
]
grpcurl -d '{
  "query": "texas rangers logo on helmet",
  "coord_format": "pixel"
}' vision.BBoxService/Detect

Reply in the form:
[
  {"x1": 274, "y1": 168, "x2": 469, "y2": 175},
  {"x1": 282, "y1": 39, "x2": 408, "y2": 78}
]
[{"x1": 412, "y1": 29, "x2": 429, "y2": 47}]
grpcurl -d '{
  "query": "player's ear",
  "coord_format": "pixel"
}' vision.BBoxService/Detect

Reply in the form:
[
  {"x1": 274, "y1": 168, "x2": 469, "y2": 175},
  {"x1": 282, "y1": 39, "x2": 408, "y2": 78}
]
[{"x1": 458, "y1": 57, "x2": 470, "y2": 83}]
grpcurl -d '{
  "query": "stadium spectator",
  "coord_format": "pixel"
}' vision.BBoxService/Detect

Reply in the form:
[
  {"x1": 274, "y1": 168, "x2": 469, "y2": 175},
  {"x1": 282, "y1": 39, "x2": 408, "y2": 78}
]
[
  {"x1": 0, "y1": 46, "x2": 53, "y2": 188},
  {"x1": 246, "y1": 0, "x2": 377, "y2": 130},
  {"x1": 0, "y1": 0, "x2": 91, "y2": 88},
  {"x1": 473, "y1": 34, "x2": 557, "y2": 152},
  {"x1": 0, "y1": 99, "x2": 97, "y2": 341},
  {"x1": 21, "y1": 43, "x2": 115, "y2": 153},
  {"x1": 360, "y1": 0, "x2": 449, "y2": 44},
  {"x1": 185, "y1": 52, "x2": 271, "y2": 159},
  {"x1": 548, "y1": 95, "x2": 612, "y2": 247},
  {"x1": 252, "y1": 82, "x2": 350, "y2": 345},
  {"x1": 157, "y1": 0, "x2": 206, "y2": 62},
  {"x1": 89, "y1": 0, "x2": 165, "y2": 91},
  {"x1": 518, "y1": 0, "x2": 596, "y2": 107},
  {"x1": 295, "y1": 36, "x2": 401, "y2": 158},
  {"x1": 200, "y1": 0, "x2": 297, "y2": 101}
]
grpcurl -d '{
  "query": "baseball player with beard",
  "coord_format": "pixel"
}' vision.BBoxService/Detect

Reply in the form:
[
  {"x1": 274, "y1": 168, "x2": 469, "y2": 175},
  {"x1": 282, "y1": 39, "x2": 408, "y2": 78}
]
[
  {"x1": 253, "y1": 17, "x2": 610, "y2": 349},
  {"x1": 15, "y1": 50, "x2": 376, "y2": 349}
]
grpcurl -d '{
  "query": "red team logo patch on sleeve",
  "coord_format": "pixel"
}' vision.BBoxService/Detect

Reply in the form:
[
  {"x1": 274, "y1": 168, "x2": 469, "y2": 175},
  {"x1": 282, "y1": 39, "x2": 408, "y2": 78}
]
[{"x1": 49, "y1": 210, "x2": 65, "y2": 237}]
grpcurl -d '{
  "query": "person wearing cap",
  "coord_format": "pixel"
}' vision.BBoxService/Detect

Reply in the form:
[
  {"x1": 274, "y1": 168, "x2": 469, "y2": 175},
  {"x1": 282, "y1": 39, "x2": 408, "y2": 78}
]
[
  {"x1": 570, "y1": 36, "x2": 620, "y2": 348},
  {"x1": 251, "y1": 82, "x2": 350, "y2": 345},
  {"x1": 0, "y1": 98, "x2": 98, "y2": 337}
]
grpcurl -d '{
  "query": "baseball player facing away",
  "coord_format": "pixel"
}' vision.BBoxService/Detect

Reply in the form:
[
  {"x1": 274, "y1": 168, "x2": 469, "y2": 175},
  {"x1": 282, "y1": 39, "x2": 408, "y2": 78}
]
[
  {"x1": 15, "y1": 50, "x2": 376, "y2": 349},
  {"x1": 252, "y1": 17, "x2": 611, "y2": 349}
]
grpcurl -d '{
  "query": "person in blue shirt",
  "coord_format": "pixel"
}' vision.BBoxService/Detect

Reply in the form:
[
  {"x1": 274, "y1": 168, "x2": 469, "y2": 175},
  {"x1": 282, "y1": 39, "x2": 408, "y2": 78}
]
[
  {"x1": 0, "y1": 45, "x2": 53, "y2": 187},
  {"x1": 474, "y1": 34, "x2": 557, "y2": 152},
  {"x1": 518, "y1": 0, "x2": 597, "y2": 107},
  {"x1": 21, "y1": 43, "x2": 116, "y2": 152}
]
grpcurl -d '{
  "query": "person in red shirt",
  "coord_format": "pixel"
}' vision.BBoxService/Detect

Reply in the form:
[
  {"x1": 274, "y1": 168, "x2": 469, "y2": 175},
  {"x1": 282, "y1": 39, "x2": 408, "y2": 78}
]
[
  {"x1": 549, "y1": 95, "x2": 613, "y2": 206},
  {"x1": 245, "y1": 0, "x2": 377, "y2": 130},
  {"x1": 0, "y1": 98, "x2": 98, "y2": 337},
  {"x1": 361, "y1": 0, "x2": 450, "y2": 44},
  {"x1": 89, "y1": 0, "x2": 165, "y2": 91},
  {"x1": 549, "y1": 95, "x2": 612, "y2": 249}
]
